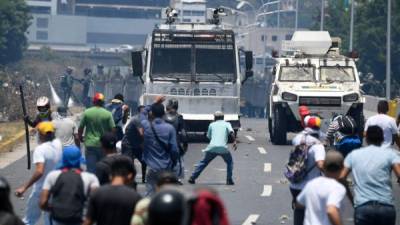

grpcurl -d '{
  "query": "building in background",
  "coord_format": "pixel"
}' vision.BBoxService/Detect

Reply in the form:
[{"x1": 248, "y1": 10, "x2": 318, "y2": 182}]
[{"x1": 25, "y1": 0, "x2": 169, "y2": 49}]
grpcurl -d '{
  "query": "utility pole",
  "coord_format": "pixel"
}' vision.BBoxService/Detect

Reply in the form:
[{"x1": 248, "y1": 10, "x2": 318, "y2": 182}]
[
  {"x1": 386, "y1": 0, "x2": 391, "y2": 99},
  {"x1": 277, "y1": 0, "x2": 281, "y2": 28},
  {"x1": 349, "y1": 0, "x2": 355, "y2": 51},
  {"x1": 295, "y1": 0, "x2": 299, "y2": 30},
  {"x1": 320, "y1": 0, "x2": 324, "y2": 30}
]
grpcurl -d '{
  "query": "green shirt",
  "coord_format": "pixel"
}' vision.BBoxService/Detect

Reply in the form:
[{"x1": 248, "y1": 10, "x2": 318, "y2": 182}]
[
  {"x1": 79, "y1": 106, "x2": 115, "y2": 147},
  {"x1": 203, "y1": 120, "x2": 234, "y2": 154}
]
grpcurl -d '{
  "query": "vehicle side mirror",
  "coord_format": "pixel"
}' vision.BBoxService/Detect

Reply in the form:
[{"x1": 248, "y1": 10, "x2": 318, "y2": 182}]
[
  {"x1": 245, "y1": 51, "x2": 253, "y2": 71},
  {"x1": 131, "y1": 51, "x2": 143, "y2": 77}
]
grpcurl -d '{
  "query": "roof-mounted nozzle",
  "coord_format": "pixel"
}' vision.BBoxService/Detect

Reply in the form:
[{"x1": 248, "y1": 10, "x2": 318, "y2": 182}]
[
  {"x1": 165, "y1": 7, "x2": 178, "y2": 24},
  {"x1": 209, "y1": 8, "x2": 226, "y2": 25}
]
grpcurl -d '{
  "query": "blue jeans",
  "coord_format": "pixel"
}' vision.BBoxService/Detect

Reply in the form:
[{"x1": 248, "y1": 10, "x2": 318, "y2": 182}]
[
  {"x1": 23, "y1": 190, "x2": 51, "y2": 225},
  {"x1": 190, "y1": 152, "x2": 233, "y2": 181},
  {"x1": 85, "y1": 147, "x2": 104, "y2": 173},
  {"x1": 355, "y1": 202, "x2": 396, "y2": 225}
]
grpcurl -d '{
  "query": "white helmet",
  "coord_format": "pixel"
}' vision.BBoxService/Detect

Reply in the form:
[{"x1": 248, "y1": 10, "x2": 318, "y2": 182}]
[{"x1": 36, "y1": 96, "x2": 50, "y2": 108}]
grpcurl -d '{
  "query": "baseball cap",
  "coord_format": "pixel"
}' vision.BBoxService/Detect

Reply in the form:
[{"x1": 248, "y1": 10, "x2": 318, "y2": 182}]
[
  {"x1": 58, "y1": 145, "x2": 84, "y2": 169},
  {"x1": 93, "y1": 92, "x2": 105, "y2": 103},
  {"x1": 100, "y1": 132, "x2": 117, "y2": 149},
  {"x1": 36, "y1": 122, "x2": 55, "y2": 135},
  {"x1": 303, "y1": 115, "x2": 321, "y2": 129},
  {"x1": 324, "y1": 150, "x2": 344, "y2": 172}
]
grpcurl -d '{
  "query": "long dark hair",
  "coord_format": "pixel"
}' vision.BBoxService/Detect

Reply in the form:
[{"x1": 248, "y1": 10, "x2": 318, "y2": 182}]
[{"x1": 0, "y1": 177, "x2": 14, "y2": 214}]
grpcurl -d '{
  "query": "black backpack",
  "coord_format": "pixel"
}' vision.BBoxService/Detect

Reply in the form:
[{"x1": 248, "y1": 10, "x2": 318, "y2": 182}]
[
  {"x1": 50, "y1": 169, "x2": 85, "y2": 223},
  {"x1": 337, "y1": 115, "x2": 357, "y2": 135}
]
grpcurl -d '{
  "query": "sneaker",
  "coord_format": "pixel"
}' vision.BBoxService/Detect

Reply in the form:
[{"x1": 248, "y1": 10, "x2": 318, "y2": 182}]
[
  {"x1": 226, "y1": 179, "x2": 235, "y2": 185},
  {"x1": 188, "y1": 178, "x2": 196, "y2": 184}
]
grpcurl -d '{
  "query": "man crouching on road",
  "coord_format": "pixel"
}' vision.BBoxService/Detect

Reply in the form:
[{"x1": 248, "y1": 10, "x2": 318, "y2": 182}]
[{"x1": 188, "y1": 111, "x2": 237, "y2": 185}]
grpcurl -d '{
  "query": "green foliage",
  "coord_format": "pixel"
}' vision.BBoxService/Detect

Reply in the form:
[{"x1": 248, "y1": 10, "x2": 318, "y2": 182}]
[
  {"x1": 0, "y1": 0, "x2": 31, "y2": 65},
  {"x1": 312, "y1": 0, "x2": 400, "y2": 97}
]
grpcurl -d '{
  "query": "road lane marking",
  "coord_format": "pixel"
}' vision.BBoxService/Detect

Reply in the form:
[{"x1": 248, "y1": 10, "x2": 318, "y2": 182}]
[
  {"x1": 264, "y1": 163, "x2": 272, "y2": 172},
  {"x1": 246, "y1": 135, "x2": 255, "y2": 141},
  {"x1": 261, "y1": 185, "x2": 272, "y2": 197},
  {"x1": 242, "y1": 214, "x2": 260, "y2": 225},
  {"x1": 257, "y1": 147, "x2": 267, "y2": 154}
]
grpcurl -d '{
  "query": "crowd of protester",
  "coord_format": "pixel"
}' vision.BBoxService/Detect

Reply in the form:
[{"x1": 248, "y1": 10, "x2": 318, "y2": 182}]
[
  {"x1": 287, "y1": 100, "x2": 400, "y2": 225},
  {"x1": 3, "y1": 92, "x2": 235, "y2": 225},
  {"x1": 2, "y1": 88, "x2": 400, "y2": 225}
]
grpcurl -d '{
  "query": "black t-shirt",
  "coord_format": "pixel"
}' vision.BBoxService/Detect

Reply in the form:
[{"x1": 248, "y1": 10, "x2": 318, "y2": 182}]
[
  {"x1": 87, "y1": 185, "x2": 141, "y2": 225},
  {"x1": 95, "y1": 155, "x2": 129, "y2": 185}
]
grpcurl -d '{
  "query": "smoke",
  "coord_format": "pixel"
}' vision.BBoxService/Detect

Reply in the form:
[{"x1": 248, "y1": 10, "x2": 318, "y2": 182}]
[{"x1": 47, "y1": 77, "x2": 62, "y2": 106}]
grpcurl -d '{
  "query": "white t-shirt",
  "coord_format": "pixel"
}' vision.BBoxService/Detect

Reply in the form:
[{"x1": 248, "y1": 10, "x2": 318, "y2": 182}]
[
  {"x1": 290, "y1": 132, "x2": 326, "y2": 190},
  {"x1": 53, "y1": 117, "x2": 77, "y2": 147},
  {"x1": 364, "y1": 114, "x2": 398, "y2": 148},
  {"x1": 43, "y1": 170, "x2": 99, "y2": 196},
  {"x1": 297, "y1": 177, "x2": 346, "y2": 225},
  {"x1": 32, "y1": 139, "x2": 63, "y2": 193}
]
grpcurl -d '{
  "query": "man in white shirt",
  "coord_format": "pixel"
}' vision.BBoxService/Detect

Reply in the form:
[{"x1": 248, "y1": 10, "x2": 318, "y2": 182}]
[
  {"x1": 297, "y1": 151, "x2": 346, "y2": 225},
  {"x1": 15, "y1": 122, "x2": 62, "y2": 225},
  {"x1": 364, "y1": 100, "x2": 400, "y2": 148},
  {"x1": 53, "y1": 106, "x2": 79, "y2": 147},
  {"x1": 40, "y1": 145, "x2": 99, "y2": 225}
]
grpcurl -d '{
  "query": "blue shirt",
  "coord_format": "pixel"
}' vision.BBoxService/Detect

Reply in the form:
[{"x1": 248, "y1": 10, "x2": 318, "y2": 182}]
[
  {"x1": 344, "y1": 145, "x2": 400, "y2": 207},
  {"x1": 203, "y1": 120, "x2": 234, "y2": 154},
  {"x1": 140, "y1": 108, "x2": 179, "y2": 171}
]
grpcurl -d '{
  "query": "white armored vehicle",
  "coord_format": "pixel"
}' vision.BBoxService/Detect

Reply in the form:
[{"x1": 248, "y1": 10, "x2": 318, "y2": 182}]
[
  {"x1": 268, "y1": 31, "x2": 365, "y2": 145},
  {"x1": 131, "y1": 8, "x2": 254, "y2": 133}
]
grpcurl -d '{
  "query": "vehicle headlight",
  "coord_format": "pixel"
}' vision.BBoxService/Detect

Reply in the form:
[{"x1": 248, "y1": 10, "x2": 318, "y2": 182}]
[
  {"x1": 282, "y1": 92, "x2": 298, "y2": 101},
  {"x1": 343, "y1": 93, "x2": 359, "y2": 102}
]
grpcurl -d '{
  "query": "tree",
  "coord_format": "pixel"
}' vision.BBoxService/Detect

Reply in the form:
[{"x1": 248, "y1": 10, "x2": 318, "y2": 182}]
[{"x1": 0, "y1": 0, "x2": 31, "y2": 65}]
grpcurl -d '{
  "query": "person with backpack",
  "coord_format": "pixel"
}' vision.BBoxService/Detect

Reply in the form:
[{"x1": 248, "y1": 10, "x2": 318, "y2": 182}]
[
  {"x1": 326, "y1": 114, "x2": 361, "y2": 157},
  {"x1": 39, "y1": 145, "x2": 99, "y2": 225},
  {"x1": 188, "y1": 111, "x2": 237, "y2": 186},
  {"x1": 296, "y1": 150, "x2": 346, "y2": 225},
  {"x1": 0, "y1": 176, "x2": 24, "y2": 225},
  {"x1": 340, "y1": 126, "x2": 400, "y2": 225},
  {"x1": 15, "y1": 122, "x2": 63, "y2": 225},
  {"x1": 285, "y1": 115, "x2": 326, "y2": 225},
  {"x1": 139, "y1": 96, "x2": 179, "y2": 196},
  {"x1": 165, "y1": 99, "x2": 188, "y2": 181},
  {"x1": 122, "y1": 105, "x2": 147, "y2": 183},
  {"x1": 106, "y1": 94, "x2": 129, "y2": 141},
  {"x1": 83, "y1": 157, "x2": 142, "y2": 225},
  {"x1": 78, "y1": 93, "x2": 116, "y2": 173}
]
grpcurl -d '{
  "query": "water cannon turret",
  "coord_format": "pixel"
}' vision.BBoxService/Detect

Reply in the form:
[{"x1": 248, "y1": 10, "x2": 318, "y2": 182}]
[
  {"x1": 208, "y1": 8, "x2": 226, "y2": 25},
  {"x1": 165, "y1": 7, "x2": 178, "y2": 24}
]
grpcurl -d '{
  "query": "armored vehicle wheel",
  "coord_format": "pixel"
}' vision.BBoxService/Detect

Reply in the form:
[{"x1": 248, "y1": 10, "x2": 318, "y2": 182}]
[
  {"x1": 271, "y1": 106, "x2": 287, "y2": 145},
  {"x1": 268, "y1": 118, "x2": 273, "y2": 141}
]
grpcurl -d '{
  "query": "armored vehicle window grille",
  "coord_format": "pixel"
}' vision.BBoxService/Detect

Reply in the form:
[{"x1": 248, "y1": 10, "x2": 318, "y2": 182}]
[
  {"x1": 194, "y1": 89, "x2": 200, "y2": 96},
  {"x1": 210, "y1": 89, "x2": 217, "y2": 96},
  {"x1": 170, "y1": 88, "x2": 177, "y2": 95},
  {"x1": 202, "y1": 89, "x2": 209, "y2": 95},
  {"x1": 299, "y1": 97, "x2": 341, "y2": 107},
  {"x1": 319, "y1": 66, "x2": 355, "y2": 82},
  {"x1": 186, "y1": 89, "x2": 191, "y2": 95},
  {"x1": 178, "y1": 88, "x2": 185, "y2": 95}
]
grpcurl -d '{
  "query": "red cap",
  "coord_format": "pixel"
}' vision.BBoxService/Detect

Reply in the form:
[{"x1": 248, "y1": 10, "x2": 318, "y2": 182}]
[
  {"x1": 93, "y1": 92, "x2": 105, "y2": 103},
  {"x1": 299, "y1": 106, "x2": 310, "y2": 117}
]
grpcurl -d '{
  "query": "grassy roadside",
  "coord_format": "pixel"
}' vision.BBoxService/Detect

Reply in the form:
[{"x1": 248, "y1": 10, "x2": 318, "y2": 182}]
[{"x1": 0, "y1": 121, "x2": 27, "y2": 153}]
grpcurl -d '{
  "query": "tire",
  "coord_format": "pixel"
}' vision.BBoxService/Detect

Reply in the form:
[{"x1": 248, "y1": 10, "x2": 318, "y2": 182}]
[
  {"x1": 268, "y1": 118, "x2": 273, "y2": 141},
  {"x1": 271, "y1": 106, "x2": 287, "y2": 145}
]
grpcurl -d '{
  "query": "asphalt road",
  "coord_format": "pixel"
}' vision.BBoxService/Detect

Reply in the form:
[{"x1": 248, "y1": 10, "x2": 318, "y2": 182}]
[{"x1": 2, "y1": 118, "x2": 400, "y2": 225}]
